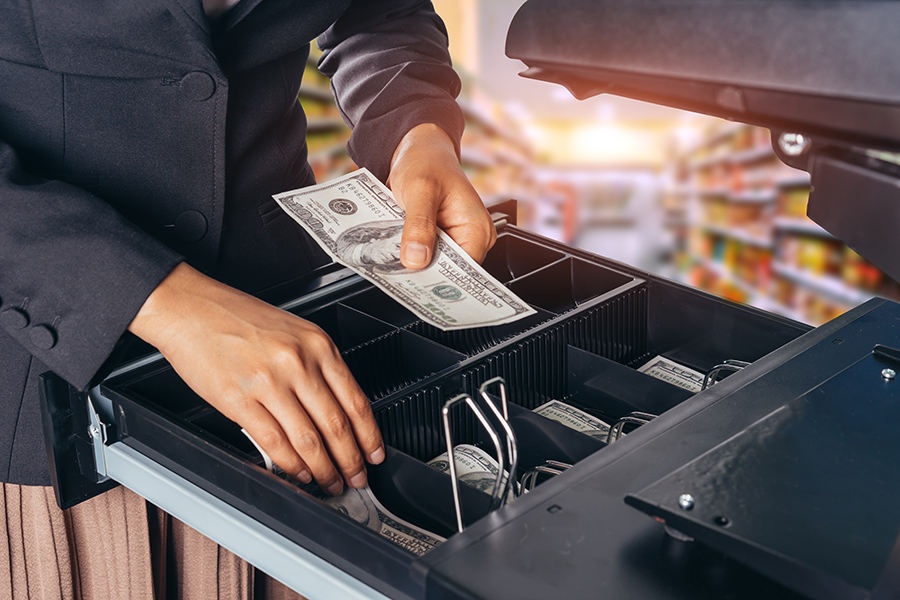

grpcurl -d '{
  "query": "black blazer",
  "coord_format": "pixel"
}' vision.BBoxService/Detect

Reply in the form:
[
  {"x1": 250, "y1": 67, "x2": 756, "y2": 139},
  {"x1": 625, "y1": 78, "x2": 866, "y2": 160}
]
[{"x1": 0, "y1": 0, "x2": 464, "y2": 485}]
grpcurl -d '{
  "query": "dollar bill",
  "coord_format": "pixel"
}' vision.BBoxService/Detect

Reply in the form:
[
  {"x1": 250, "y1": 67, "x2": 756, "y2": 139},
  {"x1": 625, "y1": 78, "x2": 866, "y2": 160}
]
[
  {"x1": 273, "y1": 168, "x2": 536, "y2": 331},
  {"x1": 533, "y1": 400, "x2": 611, "y2": 442},
  {"x1": 637, "y1": 355, "x2": 705, "y2": 392},
  {"x1": 242, "y1": 429, "x2": 445, "y2": 556},
  {"x1": 427, "y1": 444, "x2": 513, "y2": 500},
  {"x1": 308, "y1": 485, "x2": 444, "y2": 557}
]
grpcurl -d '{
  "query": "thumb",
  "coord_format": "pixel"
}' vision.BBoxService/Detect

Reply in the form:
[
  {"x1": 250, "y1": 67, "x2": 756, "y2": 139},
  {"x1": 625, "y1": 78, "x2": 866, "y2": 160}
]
[{"x1": 399, "y1": 195, "x2": 439, "y2": 270}]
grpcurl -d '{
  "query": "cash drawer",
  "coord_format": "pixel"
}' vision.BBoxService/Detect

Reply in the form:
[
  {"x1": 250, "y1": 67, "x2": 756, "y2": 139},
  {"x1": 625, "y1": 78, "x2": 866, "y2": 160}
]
[{"x1": 41, "y1": 223, "x2": 830, "y2": 600}]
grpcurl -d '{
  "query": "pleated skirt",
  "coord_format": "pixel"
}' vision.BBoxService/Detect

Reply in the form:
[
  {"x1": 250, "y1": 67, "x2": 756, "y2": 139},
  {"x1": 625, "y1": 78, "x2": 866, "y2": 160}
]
[{"x1": 0, "y1": 484, "x2": 305, "y2": 600}]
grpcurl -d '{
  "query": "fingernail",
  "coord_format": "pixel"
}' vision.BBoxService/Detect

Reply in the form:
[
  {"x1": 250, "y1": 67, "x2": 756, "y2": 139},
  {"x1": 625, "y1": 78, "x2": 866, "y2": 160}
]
[
  {"x1": 297, "y1": 469, "x2": 312, "y2": 484},
  {"x1": 405, "y1": 242, "x2": 429, "y2": 267},
  {"x1": 348, "y1": 471, "x2": 367, "y2": 489},
  {"x1": 368, "y1": 447, "x2": 385, "y2": 464},
  {"x1": 325, "y1": 480, "x2": 343, "y2": 496}
]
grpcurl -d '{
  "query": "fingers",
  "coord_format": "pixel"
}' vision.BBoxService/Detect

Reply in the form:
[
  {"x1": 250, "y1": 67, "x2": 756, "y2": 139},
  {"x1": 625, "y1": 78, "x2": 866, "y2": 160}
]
[
  {"x1": 387, "y1": 122, "x2": 497, "y2": 267},
  {"x1": 264, "y1": 384, "x2": 350, "y2": 495},
  {"x1": 321, "y1": 354, "x2": 385, "y2": 465},
  {"x1": 251, "y1": 372, "x2": 378, "y2": 495},
  {"x1": 266, "y1": 350, "x2": 384, "y2": 495},
  {"x1": 241, "y1": 402, "x2": 313, "y2": 485},
  {"x1": 232, "y1": 336, "x2": 381, "y2": 496},
  {"x1": 445, "y1": 186, "x2": 497, "y2": 264},
  {"x1": 266, "y1": 331, "x2": 383, "y2": 495},
  {"x1": 399, "y1": 179, "x2": 440, "y2": 269}
]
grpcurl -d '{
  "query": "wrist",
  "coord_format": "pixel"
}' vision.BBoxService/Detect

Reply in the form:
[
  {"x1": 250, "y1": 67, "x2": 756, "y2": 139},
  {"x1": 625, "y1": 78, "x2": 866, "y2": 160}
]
[
  {"x1": 390, "y1": 123, "x2": 458, "y2": 173},
  {"x1": 127, "y1": 262, "x2": 206, "y2": 353}
]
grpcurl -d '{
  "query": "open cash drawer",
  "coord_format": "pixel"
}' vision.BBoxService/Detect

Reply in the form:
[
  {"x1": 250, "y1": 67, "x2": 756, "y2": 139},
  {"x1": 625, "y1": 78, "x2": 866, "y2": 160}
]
[{"x1": 42, "y1": 222, "x2": 816, "y2": 600}]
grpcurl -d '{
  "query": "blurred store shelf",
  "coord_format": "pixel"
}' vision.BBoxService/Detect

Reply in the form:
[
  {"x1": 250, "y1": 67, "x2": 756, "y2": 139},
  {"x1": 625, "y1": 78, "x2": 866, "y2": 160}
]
[{"x1": 668, "y1": 120, "x2": 900, "y2": 326}]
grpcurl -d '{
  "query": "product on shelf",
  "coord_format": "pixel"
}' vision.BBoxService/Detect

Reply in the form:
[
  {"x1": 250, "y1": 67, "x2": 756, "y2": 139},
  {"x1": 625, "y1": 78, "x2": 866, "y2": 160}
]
[
  {"x1": 777, "y1": 185, "x2": 812, "y2": 220},
  {"x1": 676, "y1": 120, "x2": 899, "y2": 327}
]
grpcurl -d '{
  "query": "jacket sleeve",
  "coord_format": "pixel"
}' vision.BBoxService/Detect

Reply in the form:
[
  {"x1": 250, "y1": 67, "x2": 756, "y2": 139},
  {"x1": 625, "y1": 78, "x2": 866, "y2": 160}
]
[
  {"x1": 0, "y1": 140, "x2": 183, "y2": 390},
  {"x1": 317, "y1": 0, "x2": 465, "y2": 183}
]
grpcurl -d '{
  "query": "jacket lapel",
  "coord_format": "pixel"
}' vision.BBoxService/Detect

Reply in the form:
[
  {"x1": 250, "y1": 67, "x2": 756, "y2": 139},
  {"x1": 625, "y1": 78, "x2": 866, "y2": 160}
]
[
  {"x1": 163, "y1": 0, "x2": 212, "y2": 37},
  {"x1": 152, "y1": 0, "x2": 218, "y2": 68},
  {"x1": 217, "y1": 0, "x2": 266, "y2": 33}
]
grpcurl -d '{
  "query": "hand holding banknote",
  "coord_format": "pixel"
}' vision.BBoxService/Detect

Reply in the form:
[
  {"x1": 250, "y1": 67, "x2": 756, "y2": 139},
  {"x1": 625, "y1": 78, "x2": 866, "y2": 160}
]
[
  {"x1": 388, "y1": 123, "x2": 497, "y2": 268},
  {"x1": 275, "y1": 171, "x2": 536, "y2": 329}
]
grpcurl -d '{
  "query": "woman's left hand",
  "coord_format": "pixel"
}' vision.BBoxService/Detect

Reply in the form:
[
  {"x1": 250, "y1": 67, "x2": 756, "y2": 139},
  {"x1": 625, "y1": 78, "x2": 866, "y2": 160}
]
[{"x1": 387, "y1": 123, "x2": 497, "y2": 269}]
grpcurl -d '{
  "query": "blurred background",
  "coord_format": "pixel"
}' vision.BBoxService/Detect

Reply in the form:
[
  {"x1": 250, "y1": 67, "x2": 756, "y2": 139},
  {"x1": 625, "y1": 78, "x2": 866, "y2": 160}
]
[{"x1": 301, "y1": 0, "x2": 900, "y2": 326}]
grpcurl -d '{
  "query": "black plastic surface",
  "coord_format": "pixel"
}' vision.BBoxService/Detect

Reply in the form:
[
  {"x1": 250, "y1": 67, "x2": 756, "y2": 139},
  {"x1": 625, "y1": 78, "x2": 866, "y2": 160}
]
[
  {"x1": 626, "y1": 344, "x2": 900, "y2": 600},
  {"x1": 568, "y1": 346, "x2": 692, "y2": 418},
  {"x1": 368, "y1": 447, "x2": 493, "y2": 537},
  {"x1": 508, "y1": 257, "x2": 633, "y2": 313},
  {"x1": 499, "y1": 401, "x2": 606, "y2": 472},
  {"x1": 301, "y1": 302, "x2": 395, "y2": 351},
  {"x1": 480, "y1": 234, "x2": 564, "y2": 284},
  {"x1": 808, "y1": 151, "x2": 900, "y2": 285},
  {"x1": 38, "y1": 372, "x2": 118, "y2": 509}
]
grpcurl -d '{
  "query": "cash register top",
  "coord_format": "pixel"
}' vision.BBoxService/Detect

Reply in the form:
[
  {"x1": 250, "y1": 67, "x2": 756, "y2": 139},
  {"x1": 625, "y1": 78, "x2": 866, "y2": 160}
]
[{"x1": 506, "y1": 0, "x2": 900, "y2": 152}]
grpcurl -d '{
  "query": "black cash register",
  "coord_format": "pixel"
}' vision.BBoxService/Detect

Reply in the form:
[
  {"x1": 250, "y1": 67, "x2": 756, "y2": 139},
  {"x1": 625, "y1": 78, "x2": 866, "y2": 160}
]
[{"x1": 40, "y1": 2, "x2": 900, "y2": 598}]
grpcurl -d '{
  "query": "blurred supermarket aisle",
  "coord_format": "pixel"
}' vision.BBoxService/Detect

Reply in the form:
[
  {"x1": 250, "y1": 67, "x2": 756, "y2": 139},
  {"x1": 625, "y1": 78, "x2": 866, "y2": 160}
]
[{"x1": 304, "y1": 0, "x2": 900, "y2": 326}]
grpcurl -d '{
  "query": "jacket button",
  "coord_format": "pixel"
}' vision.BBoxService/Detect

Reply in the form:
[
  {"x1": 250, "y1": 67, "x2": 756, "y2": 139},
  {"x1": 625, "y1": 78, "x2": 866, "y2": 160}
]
[
  {"x1": 30, "y1": 325, "x2": 58, "y2": 350},
  {"x1": 1, "y1": 308, "x2": 29, "y2": 330},
  {"x1": 181, "y1": 71, "x2": 216, "y2": 101},
  {"x1": 174, "y1": 210, "x2": 208, "y2": 242}
]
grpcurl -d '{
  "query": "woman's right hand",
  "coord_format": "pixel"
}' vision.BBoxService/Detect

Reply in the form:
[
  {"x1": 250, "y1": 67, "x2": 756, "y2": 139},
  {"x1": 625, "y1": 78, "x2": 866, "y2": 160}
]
[{"x1": 128, "y1": 262, "x2": 385, "y2": 496}]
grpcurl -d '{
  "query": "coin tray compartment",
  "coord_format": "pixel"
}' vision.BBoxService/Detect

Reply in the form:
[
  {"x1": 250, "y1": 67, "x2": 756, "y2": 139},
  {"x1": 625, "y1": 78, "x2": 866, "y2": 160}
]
[
  {"x1": 299, "y1": 302, "x2": 396, "y2": 351},
  {"x1": 507, "y1": 257, "x2": 635, "y2": 314},
  {"x1": 341, "y1": 287, "x2": 419, "y2": 328},
  {"x1": 566, "y1": 346, "x2": 694, "y2": 420},
  {"x1": 341, "y1": 330, "x2": 465, "y2": 400},
  {"x1": 635, "y1": 282, "x2": 801, "y2": 375},
  {"x1": 367, "y1": 446, "x2": 493, "y2": 537},
  {"x1": 480, "y1": 233, "x2": 566, "y2": 283},
  {"x1": 120, "y1": 365, "x2": 209, "y2": 419},
  {"x1": 472, "y1": 400, "x2": 607, "y2": 474},
  {"x1": 119, "y1": 370, "x2": 284, "y2": 462}
]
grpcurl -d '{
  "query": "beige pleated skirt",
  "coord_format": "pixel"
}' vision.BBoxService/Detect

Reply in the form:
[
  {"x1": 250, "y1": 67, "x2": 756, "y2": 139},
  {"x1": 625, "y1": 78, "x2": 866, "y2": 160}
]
[{"x1": 0, "y1": 483, "x2": 306, "y2": 600}]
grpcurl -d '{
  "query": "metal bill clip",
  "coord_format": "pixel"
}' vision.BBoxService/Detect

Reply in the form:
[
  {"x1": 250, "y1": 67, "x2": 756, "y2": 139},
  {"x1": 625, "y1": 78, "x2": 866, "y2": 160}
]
[
  {"x1": 441, "y1": 380, "x2": 519, "y2": 533},
  {"x1": 607, "y1": 411, "x2": 657, "y2": 444},
  {"x1": 478, "y1": 376, "x2": 516, "y2": 475},
  {"x1": 521, "y1": 460, "x2": 572, "y2": 493},
  {"x1": 701, "y1": 359, "x2": 751, "y2": 390}
]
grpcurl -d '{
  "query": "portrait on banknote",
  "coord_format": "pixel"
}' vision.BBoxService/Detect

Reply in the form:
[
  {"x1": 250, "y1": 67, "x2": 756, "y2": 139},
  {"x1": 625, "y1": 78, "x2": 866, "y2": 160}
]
[{"x1": 335, "y1": 219, "x2": 412, "y2": 274}]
